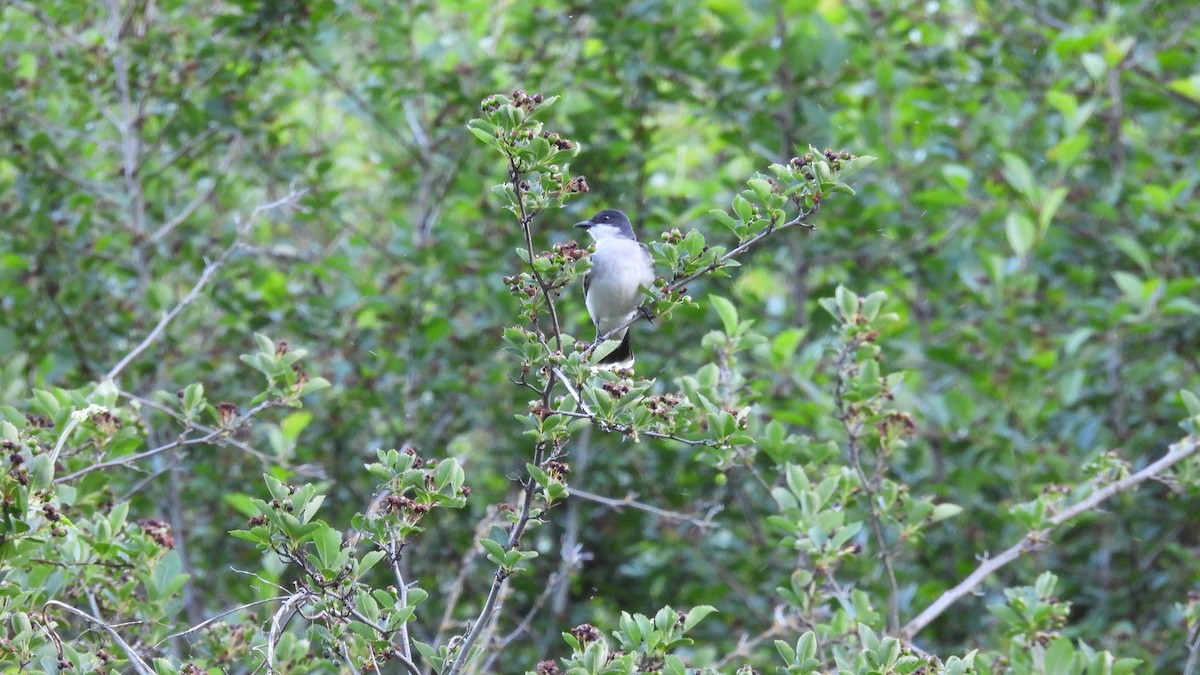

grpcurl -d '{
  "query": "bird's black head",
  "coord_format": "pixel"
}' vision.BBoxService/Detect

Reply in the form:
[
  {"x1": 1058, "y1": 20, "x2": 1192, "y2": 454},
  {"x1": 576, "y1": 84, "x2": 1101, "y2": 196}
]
[{"x1": 574, "y1": 209, "x2": 635, "y2": 240}]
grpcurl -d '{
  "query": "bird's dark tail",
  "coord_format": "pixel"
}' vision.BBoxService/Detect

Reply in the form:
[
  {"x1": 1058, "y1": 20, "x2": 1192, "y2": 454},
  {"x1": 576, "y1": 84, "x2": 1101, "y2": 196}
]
[{"x1": 598, "y1": 329, "x2": 634, "y2": 367}]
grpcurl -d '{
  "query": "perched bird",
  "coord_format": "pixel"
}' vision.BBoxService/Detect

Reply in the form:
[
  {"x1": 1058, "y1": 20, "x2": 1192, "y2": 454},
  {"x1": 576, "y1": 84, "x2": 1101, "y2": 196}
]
[{"x1": 574, "y1": 209, "x2": 656, "y2": 368}]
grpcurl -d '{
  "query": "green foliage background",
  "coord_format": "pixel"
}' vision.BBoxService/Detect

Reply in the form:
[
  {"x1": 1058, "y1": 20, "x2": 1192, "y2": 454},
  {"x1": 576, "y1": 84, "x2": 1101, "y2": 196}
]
[{"x1": 2, "y1": 0, "x2": 1199, "y2": 672}]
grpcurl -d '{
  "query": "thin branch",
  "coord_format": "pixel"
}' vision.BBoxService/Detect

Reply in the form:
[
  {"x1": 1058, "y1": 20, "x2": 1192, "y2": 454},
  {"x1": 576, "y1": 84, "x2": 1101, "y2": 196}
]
[
  {"x1": 569, "y1": 487, "x2": 719, "y2": 529},
  {"x1": 833, "y1": 335, "x2": 900, "y2": 634},
  {"x1": 902, "y1": 435, "x2": 1200, "y2": 640},
  {"x1": 1184, "y1": 619, "x2": 1200, "y2": 675},
  {"x1": 266, "y1": 591, "x2": 313, "y2": 674},
  {"x1": 388, "y1": 534, "x2": 414, "y2": 663},
  {"x1": 595, "y1": 204, "x2": 818, "y2": 347},
  {"x1": 104, "y1": 0, "x2": 147, "y2": 241},
  {"x1": 295, "y1": 44, "x2": 422, "y2": 160},
  {"x1": 149, "y1": 136, "x2": 241, "y2": 244},
  {"x1": 446, "y1": 149, "x2": 565, "y2": 675},
  {"x1": 55, "y1": 397, "x2": 279, "y2": 483},
  {"x1": 119, "y1": 391, "x2": 276, "y2": 464},
  {"x1": 42, "y1": 600, "x2": 153, "y2": 675},
  {"x1": 549, "y1": 408, "x2": 715, "y2": 446},
  {"x1": 478, "y1": 566, "x2": 576, "y2": 674},
  {"x1": 103, "y1": 190, "x2": 304, "y2": 382},
  {"x1": 431, "y1": 512, "x2": 496, "y2": 657},
  {"x1": 152, "y1": 596, "x2": 288, "y2": 649}
]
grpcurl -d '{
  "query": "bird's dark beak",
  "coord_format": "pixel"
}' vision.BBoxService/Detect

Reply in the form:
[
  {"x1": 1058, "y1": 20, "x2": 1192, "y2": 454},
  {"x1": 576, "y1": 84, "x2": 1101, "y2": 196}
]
[{"x1": 574, "y1": 220, "x2": 592, "y2": 230}]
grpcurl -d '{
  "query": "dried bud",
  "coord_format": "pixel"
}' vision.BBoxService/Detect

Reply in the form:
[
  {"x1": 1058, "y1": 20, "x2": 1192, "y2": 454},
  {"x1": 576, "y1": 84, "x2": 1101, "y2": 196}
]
[
  {"x1": 570, "y1": 623, "x2": 602, "y2": 645},
  {"x1": 217, "y1": 402, "x2": 239, "y2": 427},
  {"x1": 546, "y1": 460, "x2": 571, "y2": 480},
  {"x1": 138, "y1": 518, "x2": 176, "y2": 549}
]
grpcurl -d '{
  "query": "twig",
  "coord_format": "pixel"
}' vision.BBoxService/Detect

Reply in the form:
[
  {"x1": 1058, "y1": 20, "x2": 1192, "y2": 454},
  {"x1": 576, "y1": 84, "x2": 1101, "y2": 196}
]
[
  {"x1": 478, "y1": 567, "x2": 575, "y2": 673},
  {"x1": 712, "y1": 609, "x2": 787, "y2": 669},
  {"x1": 103, "y1": 190, "x2": 304, "y2": 382},
  {"x1": 445, "y1": 149, "x2": 564, "y2": 675},
  {"x1": 119, "y1": 391, "x2": 276, "y2": 463},
  {"x1": 596, "y1": 205, "x2": 818, "y2": 346},
  {"x1": 1184, "y1": 619, "x2": 1200, "y2": 675},
  {"x1": 104, "y1": 0, "x2": 147, "y2": 241},
  {"x1": 149, "y1": 136, "x2": 241, "y2": 244},
  {"x1": 42, "y1": 600, "x2": 153, "y2": 675},
  {"x1": 388, "y1": 534, "x2": 414, "y2": 662},
  {"x1": 833, "y1": 336, "x2": 900, "y2": 634},
  {"x1": 549, "y1": 408, "x2": 715, "y2": 446},
  {"x1": 152, "y1": 596, "x2": 288, "y2": 649},
  {"x1": 55, "y1": 398, "x2": 279, "y2": 483},
  {"x1": 902, "y1": 435, "x2": 1200, "y2": 639},
  {"x1": 266, "y1": 591, "x2": 313, "y2": 674},
  {"x1": 431, "y1": 511, "x2": 496, "y2": 659},
  {"x1": 569, "y1": 487, "x2": 719, "y2": 529}
]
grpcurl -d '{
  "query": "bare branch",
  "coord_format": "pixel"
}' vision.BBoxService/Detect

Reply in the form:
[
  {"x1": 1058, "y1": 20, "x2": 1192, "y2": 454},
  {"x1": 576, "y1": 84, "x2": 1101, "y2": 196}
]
[
  {"x1": 103, "y1": 190, "x2": 305, "y2": 383},
  {"x1": 152, "y1": 596, "x2": 288, "y2": 649},
  {"x1": 549, "y1": 408, "x2": 716, "y2": 446},
  {"x1": 42, "y1": 600, "x2": 153, "y2": 675},
  {"x1": 446, "y1": 149, "x2": 566, "y2": 675},
  {"x1": 431, "y1": 512, "x2": 496, "y2": 654},
  {"x1": 104, "y1": 0, "x2": 147, "y2": 241},
  {"x1": 118, "y1": 390, "x2": 278, "y2": 464},
  {"x1": 55, "y1": 397, "x2": 280, "y2": 483},
  {"x1": 902, "y1": 435, "x2": 1200, "y2": 640},
  {"x1": 149, "y1": 136, "x2": 242, "y2": 244},
  {"x1": 266, "y1": 591, "x2": 313, "y2": 674},
  {"x1": 595, "y1": 204, "x2": 818, "y2": 348},
  {"x1": 834, "y1": 335, "x2": 900, "y2": 634},
  {"x1": 388, "y1": 534, "x2": 415, "y2": 663},
  {"x1": 1184, "y1": 619, "x2": 1200, "y2": 675},
  {"x1": 569, "y1": 487, "x2": 720, "y2": 529}
]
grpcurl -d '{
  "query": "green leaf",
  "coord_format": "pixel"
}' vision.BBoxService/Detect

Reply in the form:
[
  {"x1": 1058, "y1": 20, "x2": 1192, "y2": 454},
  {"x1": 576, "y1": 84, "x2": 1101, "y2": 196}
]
[
  {"x1": 1043, "y1": 638, "x2": 1076, "y2": 674},
  {"x1": 835, "y1": 285, "x2": 858, "y2": 323},
  {"x1": 358, "y1": 550, "x2": 386, "y2": 575},
  {"x1": 747, "y1": 178, "x2": 773, "y2": 203},
  {"x1": 931, "y1": 503, "x2": 962, "y2": 522},
  {"x1": 732, "y1": 194, "x2": 753, "y2": 223},
  {"x1": 775, "y1": 639, "x2": 796, "y2": 663},
  {"x1": 709, "y1": 208, "x2": 741, "y2": 236},
  {"x1": 313, "y1": 524, "x2": 341, "y2": 568},
  {"x1": 709, "y1": 295, "x2": 738, "y2": 335},
  {"x1": 29, "y1": 455, "x2": 52, "y2": 491},
  {"x1": 837, "y1": 155, "x2": 876, "y2": 179},
  {"x1": 298, "y1": 377, "x2": 331, "y2": 396},
  {"x1": 254, "y1": 333, "x2": 275, "y2": 356},
  {"x1": 1110, "y1": 233, "x2": 1152, "y2": 272},
  {"x1": 1081, "y1": 52, "x2": 1106, "y2": 79},
  {"x1": 1112, "y1": 271, "x2": 1144, "y2": 300},
  {"x1": 682, "y1": 605, "x2": 717, "y2": 633},
  {"x1": 1038, "y1": 186, "x2": 1068, "y2": 234},
  {"x1": 480, "y1": 538, "x2": 507, "y2": 561},
  {"x1": 1005, "y1": 212, "x2": 1036, "y2": 257},
  {"x1": 1181, "y1": 390, "x2": 1200, "y2": 416}
]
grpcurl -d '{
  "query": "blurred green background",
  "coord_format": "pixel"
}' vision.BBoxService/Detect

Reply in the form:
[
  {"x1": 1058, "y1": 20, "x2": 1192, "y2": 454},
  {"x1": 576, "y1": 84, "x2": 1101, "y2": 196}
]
[{"x1": 2, "y1": 0, "x2": 1199, "y2": 670}]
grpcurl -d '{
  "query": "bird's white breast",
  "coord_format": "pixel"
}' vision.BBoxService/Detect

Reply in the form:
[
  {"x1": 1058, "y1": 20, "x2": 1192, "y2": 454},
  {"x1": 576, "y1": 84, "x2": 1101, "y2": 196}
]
[{"x1": 587, "y1": 238, "x2": 655, "y2": 333}]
